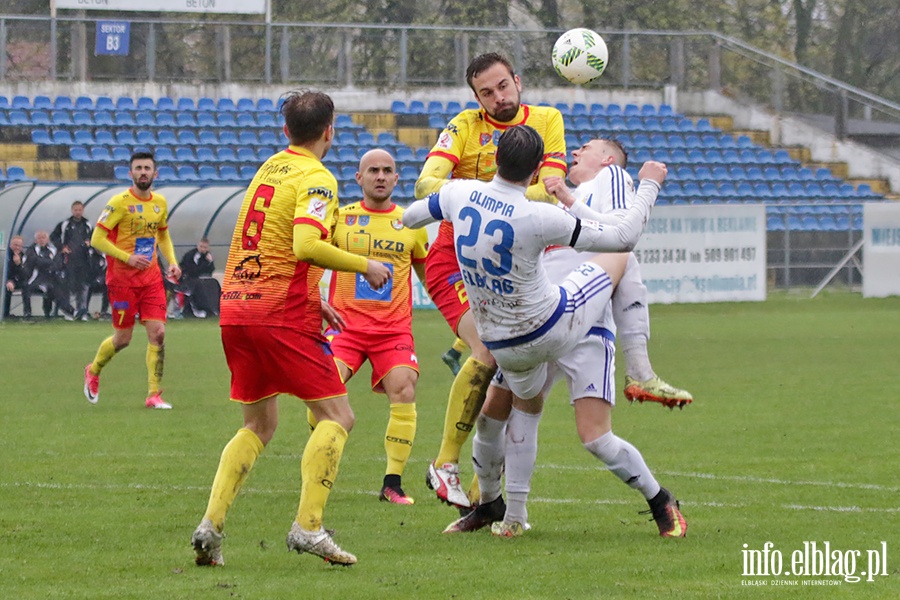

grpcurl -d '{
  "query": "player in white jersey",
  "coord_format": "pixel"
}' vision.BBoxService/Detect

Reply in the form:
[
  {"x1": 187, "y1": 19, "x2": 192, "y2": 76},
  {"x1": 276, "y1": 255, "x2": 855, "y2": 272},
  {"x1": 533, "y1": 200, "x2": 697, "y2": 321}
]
[
  {"x1": 569, "y1": 139, "x2": 692, "y2": 409},
  {"x1": 403, "y1": 125, "x2": 661, "y2": 401},
  {"x1": 443, "y1": 137, "x2": 688, "y2": 538}
]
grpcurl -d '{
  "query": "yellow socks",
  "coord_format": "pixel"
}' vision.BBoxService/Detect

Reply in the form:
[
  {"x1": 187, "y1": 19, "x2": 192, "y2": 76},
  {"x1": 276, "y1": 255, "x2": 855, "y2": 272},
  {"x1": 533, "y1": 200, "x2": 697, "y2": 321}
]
[
  {"x1": 385, "y1": 403, "x2": 416, "y2": 476},
  {"x1": 146, "y1": 343, "x2": 164, "y2": 395},
  {"x1": 435, "y1": 357, "x2": 495, "y2": 466},
  {"x1": 452, "y1": 338, "x2": 469, "y2": 354},
  {"x1": 90, "y1": 336, "x2": 118, "y2": 374},
  {"x1": 203, "y1": 428, "x2": 265, "y2": 531},
  {"x1": 297, "y1": 420, "x2": 348, "y2": 531}
]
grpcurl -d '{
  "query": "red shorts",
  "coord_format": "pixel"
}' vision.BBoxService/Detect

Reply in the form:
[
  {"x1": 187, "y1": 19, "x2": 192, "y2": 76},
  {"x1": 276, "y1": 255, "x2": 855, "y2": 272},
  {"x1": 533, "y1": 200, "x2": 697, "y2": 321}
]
[
  {"x1": 108, "y1": 283, "x2": 167, "y2": 330},
  {"x1": 424, "y1": 248, "x2": 469, "y2": 335},
  {"x1": 221, "y1": 325, "x2": 346, "y2": 403},
  {"x1": 329, "y1": 328, "x2": 418, "y2": 393}
]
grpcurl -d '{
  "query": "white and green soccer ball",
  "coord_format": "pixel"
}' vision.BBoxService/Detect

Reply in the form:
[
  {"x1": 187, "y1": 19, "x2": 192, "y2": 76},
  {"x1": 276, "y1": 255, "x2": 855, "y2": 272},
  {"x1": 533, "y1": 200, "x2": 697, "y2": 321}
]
[{"x1": 551, "y1": 28, "x2": 609, "y2": 85}]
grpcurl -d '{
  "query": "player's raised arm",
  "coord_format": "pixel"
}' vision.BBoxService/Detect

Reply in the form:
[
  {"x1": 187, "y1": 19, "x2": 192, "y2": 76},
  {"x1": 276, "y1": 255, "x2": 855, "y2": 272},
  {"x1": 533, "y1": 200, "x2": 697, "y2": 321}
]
[{"x1": 402, "y1": 192, "x2": 445, "y2": 229}]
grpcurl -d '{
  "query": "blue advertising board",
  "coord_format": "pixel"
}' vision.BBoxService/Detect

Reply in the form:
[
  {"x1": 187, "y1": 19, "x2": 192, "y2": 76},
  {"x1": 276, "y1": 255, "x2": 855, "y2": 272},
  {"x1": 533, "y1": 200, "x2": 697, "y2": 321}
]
[{"x1": 95, "y1": 21, "x2": 130, "y2": 56}]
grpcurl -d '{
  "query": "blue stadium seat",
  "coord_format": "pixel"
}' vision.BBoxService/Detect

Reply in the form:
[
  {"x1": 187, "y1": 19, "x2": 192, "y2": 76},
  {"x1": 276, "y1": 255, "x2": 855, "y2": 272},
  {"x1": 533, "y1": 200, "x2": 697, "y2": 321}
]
[
  {"x1": 176, "y1": 98, "x2": 196, "y2": 111},
  {"x1": 357, "y1": 131, "x2": 375, "y2": 147},
  {"x1": 753, "y1": 183, "x2": 773, "y2": 199},
  {"x1": 150, "y1": 147, "x2": 171, "y2": 163},
  {"x1": 197, "y1": 130, "x2": 218, "y2": 146},
  {"x1": 694, "y1": 165, "x2": 712, "y2": 180},
  {"x1": 606, "y1": 104, "x2": 622, "y2": 117},
  {"x1": 216, "y1": 147, "x2": 238, "y2": 162},
  {"x1": 342, "y1": 182, "x2": 363, "y2": 199},
  {"x1": 677, "y1": 118, "x2": 696, "y2": 132},
  {"x1": 390, "y1": 100, "x2": 407, "y2": 114},
  {"x1": 173, "y1": 130, "x2": 196, "y2": 146},
  {"x1": 695, "y1": 118, "x2": 715, "y2": 132},
  {"x1": 156, "y1": 129, "x2": 177, "y2": 146},
  {"x1": 736, "y1": 135, "x2": 755, "y2": 148},
  {"x1": 815, "y1": 168, "x2": 836, "y2": 181},
  {"x1": 32, "y1": 95, "x2": 52, "y2": 110},
  {"x1": 175, "y1": 146, "x2": 197, "y2": 162},
  {"x1": 90, "y1": 111, "x2": 113, "y2": 127},
  {"x1": 588, "y1": 103, "x2": 605, "y2": 116},
  {"x1": 70, "y1": 111, "x2": 92, "y2": 127},
  {"x1": 52, "y1": 130, "x2": 74, "y2": 145},
  {"x1": 49, "y1": 110, "x2": 72, "y2": 126},
  {"x1": 176, "y1": 112, "x2": 198, "y2": 128},
  {"x1": 570, "y1": 103, "x2": 588, "y2": 117},
  {"x1": 155, "y1": 112, "x2": 178, "y2": 128},
  {"x1": 198, "y1": 165, "x2": 219, "y2": 180},
  {"x1": 797, "y1": 167, "x2": 815, "y2": 181},
  {"x1": 157, "y1": 97, "x2": 176, "y2": 112},
  {"x1": 90, "y1": 147, "x2": 112, "y2": 161},
  {"x1": 745, "y1": 166, "x2": 764, "y2": 181},
  {"x1": 136, "y1": 130, "x2": 157, "y2": 145},
  {"x1": 197, "y1": 113, "x2": 217, "y2": 128},
  {"x1": 257, "y1": 113, "x2": 278, "y2": 128},
  {"x1": 237, "y1": 113, "x2": 257, "y2": 128},
  {"x1": 337, "y1": 131, "x2": 358, "y2": 146},
  {"x1": 91, "y1": 96, "x2": 113, "y2": 111},
  {"x1": 115, "y1": 130, "x2": 136, "y2": 146},
  {"x1": 407, "y1": 100, "x2": 426, "y2": 114},
  {"x1": 721, "y1": 149, "x2": 740, "y2": 164},
  {"x1": 113, "y1": 111, "x2": 135, "y2": 126},
  {"x1": 770, "y1": 182, "x2": 788, "y2": 198},
  {"x1": 93, "y1": 130, "x2": 114, "y2": 146},
  {"x1": 704, "y1": 149, "x2": 725, "y2": 164},
  {"x1": 236, "y1": 98, "x2": 256, "y2": 113},
  {"x1": 111, "y1": 146, "x2": 131, "y2": 162},
  {"x1": 156, "y1": 166, "x2": 176, "y2": 181},
  {"x1": 257, "y1": 98, "x2": 275, "y2": 112},
  {"x1": 426, "y1": 100, "x2": 444, "y2": 115},
  {"x1": 135, "y1": 112, "x2": 156, "y2": 128},
  {"x1": 29, "y1": 111, "x2": 50, "y2": 126},
  {"x1": 73, "y1": 96, "x2": 93, "y2": 110},
  {"x1": 338, "y1": 165, "x2": 357, "y2": 182},
  {"x1": 51, "y1": 96, "x2": 72, "y2": 110},
  {"x1": 116, "y1": 97, "x2": 136, "y2": 111},
  {"x1": 137, "y1": 97, "x2": 155, "y2": 111},
  {"x1": 217, "y1": 113, "x2": 238, "y2": 128},
  {"x1": 258, "y1": 131, "x2": 279, "y2": 146},
  {"x1": 237, "y1": 147, "x2": 257, "y2": 162},
  {"x1": 238, "y1": 131, "x2": 259, "y2": 146},
  {"x1": 219, "y1": 165, "x2": 241, "y2": 181},
  {"x1": 773, "y1": 149, "x2": 793, "y2": 163},
  {"x1": 69, "y1": 146, "x2": 90, "y2": 161},
  {"x1": 197, "y1": 97, "x2": 216, "y2": 112},
  {"x1": 30, "y1": 129, "x2": 52, "y2": 145},
  {"x1": 804, "y1": 182, "x2": 825, "y2": 198},
  {"x1": 767, "y1": 215, "x2": 785, "y2": 231},
  {"x1": 218, "y1": 130, "x2": 239, "y2": 146},
  {"x1": 111, "y1": 165, "x2": 129, "y2": 180},
  {"x1": 239, "y1": 165, "x2": 257, "y2": 180},
  {"x1": 11, "y1": 95, "x2": 29, "y2": 109},
  {"x1": 73, "y1": 130, "x2": 94, "y2": 146},
  {"x1": 668, "y1": 149, "x2": 688, "y2": 164},
  {"x1": 736, "y1": 182, "x2": 755, "y2": 199},
  {"x1": 256, "y1": 147, "x2": 274, "y2": 161},
  {"x1": 335, "y1": 147, "x2": 357, "y2": 162},
  {"x1": 176, "y1": 165, "x2": 200, "y2": 182},
  {"x1": 6, "y1": 166, "x2": 33, "y2": 182},
  {"x1": 195, "y1": 147, "x2": 216, "y2": 163}
]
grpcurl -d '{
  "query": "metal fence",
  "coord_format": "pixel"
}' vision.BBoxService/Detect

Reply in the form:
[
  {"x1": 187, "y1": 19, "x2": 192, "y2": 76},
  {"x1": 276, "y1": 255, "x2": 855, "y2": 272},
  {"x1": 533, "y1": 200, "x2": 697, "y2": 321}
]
[{"x1": 2, "y1": 16, "x2": 899, "y2": 138}]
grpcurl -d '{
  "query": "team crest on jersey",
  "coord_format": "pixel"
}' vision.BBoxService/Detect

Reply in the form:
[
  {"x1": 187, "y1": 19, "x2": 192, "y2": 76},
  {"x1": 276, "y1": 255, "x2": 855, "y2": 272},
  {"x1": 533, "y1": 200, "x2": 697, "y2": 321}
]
[
  {"x1": 479, "y1": 133, "x2": 491, "y2": 146},
  {"x1": 153, "y1": 205, "x2": 160, "y2": 213},
  {"x1": 437, "y1": 131, "x2": 452, "y2": 149},
  {"x1": 307, "y1": 199, "x2": 327, "y2": 220},
  {"x1": 345, "y1": 215, "x2": 356, "y2": 226},
  {"x1": 391, "y1": 219, "x2": 404, "y2": 230},
  {"x1": 359, "y1": 216, "x2": 369, "y2": 226},
  {"x1": 128, "y1": 205, "x2": 143, "y2": 213},
  {"x1": 492, "y1": 130, "x2": 502, "y2": 146}
]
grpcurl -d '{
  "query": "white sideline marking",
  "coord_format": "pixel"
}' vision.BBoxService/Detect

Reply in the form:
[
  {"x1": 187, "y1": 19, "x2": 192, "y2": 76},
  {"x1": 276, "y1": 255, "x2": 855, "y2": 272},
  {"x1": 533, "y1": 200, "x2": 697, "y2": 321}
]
[{"x1": 3, "y1": 481, "x2": 897, "y2": 514}]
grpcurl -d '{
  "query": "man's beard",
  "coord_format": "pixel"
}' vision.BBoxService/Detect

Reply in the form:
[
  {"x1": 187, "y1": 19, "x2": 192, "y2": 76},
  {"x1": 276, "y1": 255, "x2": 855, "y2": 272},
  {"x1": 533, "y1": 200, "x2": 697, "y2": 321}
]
[
  {"x1": 134, "y1": 179, "x2": 153, "y2": 191},
  {"x1": 488, "y1": 102, "x2": 520, "y2": 123}
]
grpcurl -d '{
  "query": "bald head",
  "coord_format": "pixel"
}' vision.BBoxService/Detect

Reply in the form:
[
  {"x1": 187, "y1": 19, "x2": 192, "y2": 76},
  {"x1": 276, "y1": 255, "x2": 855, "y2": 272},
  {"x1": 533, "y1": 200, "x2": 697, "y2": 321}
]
[{"x1": 356, "y1": 149, "x2": 398, "y2": 206}]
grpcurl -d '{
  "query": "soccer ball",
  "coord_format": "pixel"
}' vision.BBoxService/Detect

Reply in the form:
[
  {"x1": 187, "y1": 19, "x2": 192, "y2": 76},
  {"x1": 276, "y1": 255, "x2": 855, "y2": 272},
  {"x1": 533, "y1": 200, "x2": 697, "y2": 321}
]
[{"x1": 551, "y1": 28, "x2": 608, "y2": 85}]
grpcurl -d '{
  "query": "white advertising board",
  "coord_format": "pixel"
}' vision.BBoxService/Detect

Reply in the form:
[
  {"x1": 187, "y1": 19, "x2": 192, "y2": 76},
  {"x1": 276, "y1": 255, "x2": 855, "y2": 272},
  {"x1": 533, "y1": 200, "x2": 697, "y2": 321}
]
[
  {"x1": 634, "y1": 204, "x2": 767, "y2": 303},
  {"x1": 862, "y1": 202, "x2": 900, "y2": 298},
  {"x1": 56, "y1": 0, "x2": 266, "y2": 15}
]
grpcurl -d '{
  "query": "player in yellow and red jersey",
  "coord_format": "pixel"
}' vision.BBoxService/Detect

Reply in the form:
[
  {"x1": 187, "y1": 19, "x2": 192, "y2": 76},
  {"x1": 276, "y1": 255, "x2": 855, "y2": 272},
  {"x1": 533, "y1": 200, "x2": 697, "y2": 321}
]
[
  {"x1": 414, "y1": 53, "x2": 567, "y2": 509},
  {"x1": 83, "y1": 151, "x2": 181, "y2": 410},
  {"x1": 191, "y1": 91, "x2": 391, "y2": 567},
  {"x1": 309, "y1": 148, "x2": 429, "y2": 506}
]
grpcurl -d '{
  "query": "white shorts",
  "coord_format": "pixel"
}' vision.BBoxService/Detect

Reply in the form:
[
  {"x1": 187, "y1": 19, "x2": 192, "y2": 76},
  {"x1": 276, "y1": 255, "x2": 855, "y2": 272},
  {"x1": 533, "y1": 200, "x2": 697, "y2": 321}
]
[
  {"x1": 488, "y1": 261, "x2": 615, "y2": 399},
  {"x1": 492, "y1": 327, "x2": 616, "y2": 405}
]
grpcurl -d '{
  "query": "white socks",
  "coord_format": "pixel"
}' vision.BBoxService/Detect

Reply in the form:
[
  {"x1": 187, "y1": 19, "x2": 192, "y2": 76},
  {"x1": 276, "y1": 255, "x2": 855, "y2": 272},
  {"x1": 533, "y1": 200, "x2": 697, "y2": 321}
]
[
  {"x1": 472, "y1": 413, "x2": 507, "y2": 504},
  {"x1": 583, "y1": 430, "x2": 660, "y2": 500},
  {"x1": 613, "y1": 253, "x2": 654, "y2": 381},
  {"x1": 504, "y1": 407, "x2": 542, "y2": 526}
]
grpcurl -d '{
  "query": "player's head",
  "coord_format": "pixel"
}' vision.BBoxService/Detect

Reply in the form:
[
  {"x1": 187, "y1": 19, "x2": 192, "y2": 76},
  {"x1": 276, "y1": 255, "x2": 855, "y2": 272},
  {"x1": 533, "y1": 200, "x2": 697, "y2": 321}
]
[
  {"x1": 71, "y1": 200, "x2": 84, "y2": 219},
  {"x1": 356, "y1": 148, "x2": 398, "y2": 205},
  {"x1": 496, "y1": 125, "x2": 544, "y2": 185},
  {"x1": 9, "y1": 235, "x2": 23, "y2": 253},
  {"x1": 129, "y1": 151, "x2": 157, "y2": 192},
  {"x1": 466, "y1": 53, "x2": 522, "y2": 123},
  {"x1": 568, "y1": 138, "x2": 628, "y2": 185},
  {"x1": 198, "y1": 237, "x2": 210, "y2": 254},
  {"x1": 280, "y1": 90, "x2": 335, "y2": 152}
]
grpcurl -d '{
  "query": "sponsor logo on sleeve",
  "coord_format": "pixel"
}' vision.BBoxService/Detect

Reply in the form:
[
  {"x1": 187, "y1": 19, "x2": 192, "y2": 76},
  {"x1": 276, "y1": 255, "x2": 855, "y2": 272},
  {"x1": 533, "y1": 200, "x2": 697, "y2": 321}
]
[
  {"x1": 437, "y1": 131, "x2": 452, "y2": 149},
  {"x1": 307, "y1": 198, "x2": 328, "y2": 220}
]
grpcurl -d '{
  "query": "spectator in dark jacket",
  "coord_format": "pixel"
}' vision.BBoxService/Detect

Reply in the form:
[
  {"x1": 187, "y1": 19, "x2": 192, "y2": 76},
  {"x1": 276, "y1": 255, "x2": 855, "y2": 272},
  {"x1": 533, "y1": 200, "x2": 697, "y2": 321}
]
[
  {"x1": 23, "y1": 230, "x2": 76, "y2": 320},
  {"x1": 171, "y1": 238, "x2": 217, "y2": 318},
  {"x1": 51, "y1": 201, "x2": 94, "y2": 320},
  {"x1": 4, "y1": 235, "x2": 27, "y2": 318}
]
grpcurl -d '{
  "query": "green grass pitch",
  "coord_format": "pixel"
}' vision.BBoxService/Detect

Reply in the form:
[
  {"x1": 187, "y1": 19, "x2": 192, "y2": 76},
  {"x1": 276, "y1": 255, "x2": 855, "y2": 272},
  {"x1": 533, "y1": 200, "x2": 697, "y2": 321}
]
[{"x1": 1, "y1": 291, "x2": 897, "y2": 599}]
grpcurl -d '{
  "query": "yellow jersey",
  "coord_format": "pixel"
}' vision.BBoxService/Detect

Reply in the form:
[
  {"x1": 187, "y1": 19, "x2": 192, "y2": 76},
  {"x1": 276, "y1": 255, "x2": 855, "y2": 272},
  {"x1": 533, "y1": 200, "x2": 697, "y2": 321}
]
[
  {"x1": 95, "y1": 189, "x2": 170, "y2": 287},
  {"x1": 220, "y1": 146, "x2": 341, "y2": 331},
  {"x1": 328, "y1": 200, "x2": 429, "y2": 332}
]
